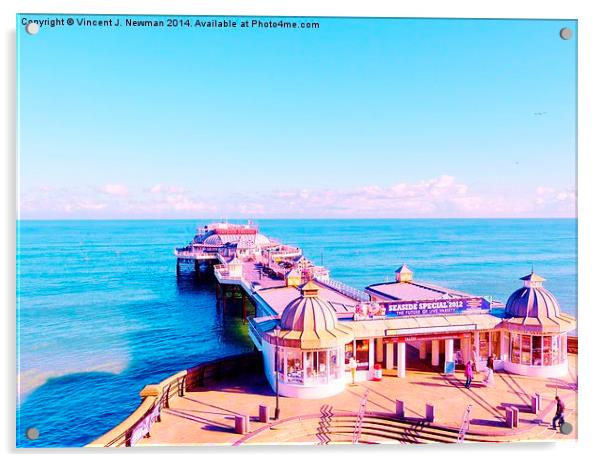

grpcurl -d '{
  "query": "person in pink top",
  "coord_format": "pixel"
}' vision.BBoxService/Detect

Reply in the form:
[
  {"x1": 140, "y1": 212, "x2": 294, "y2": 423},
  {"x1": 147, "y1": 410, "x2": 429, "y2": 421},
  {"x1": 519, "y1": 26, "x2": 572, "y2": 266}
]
[{"x1": 464, "y1": 360, "x2": 474, "y2": 389}]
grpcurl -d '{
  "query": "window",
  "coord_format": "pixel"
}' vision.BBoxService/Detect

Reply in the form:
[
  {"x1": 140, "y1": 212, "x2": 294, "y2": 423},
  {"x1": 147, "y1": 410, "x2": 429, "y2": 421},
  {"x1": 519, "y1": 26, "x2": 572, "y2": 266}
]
[
  {"x1": 317, "y1": 350, "x2": 327, "y2": 381},
  {"x1": 542, "y1": 336, "x2": 551, "y2": 365},
  {"x1": 560, "y1": 334, "x2": 567, "y2": 362},
  {"x1": 520, "y1": 335, "x2": 530, "y2": 365},
  {"x1": 305, "y1": 351, "x2": 313, "y2": 383},
  {"x1": 304, "y1": 350, "x2": 330, "y2": 384},
  {"x1": 330, "y1": 349, "x2": 340, "y2": 379},
  {"x1": 344, "y1": 342, "x2": 353, "y2": 365},
  {"x1": 355, "y1": 339, "x2": 370, "y2": 371},
  {"x1": 551, "y1": 335, "x2": 560, "y2": 365},
  {"x1": 511, "y1": 333, "x2": 520, "y2": 364},
  {"x1": 532, "y1": 336, "x2": 542, "y2": 366},
  {"x1": 286, "y1": 349, "x2": 303, "y2": 384},
  {"x1": 479, "y1": 332, "x2": 489, "y2": 359},
  {"x1": 491, "y1": 331, "x2": 500, "y2": 358}
]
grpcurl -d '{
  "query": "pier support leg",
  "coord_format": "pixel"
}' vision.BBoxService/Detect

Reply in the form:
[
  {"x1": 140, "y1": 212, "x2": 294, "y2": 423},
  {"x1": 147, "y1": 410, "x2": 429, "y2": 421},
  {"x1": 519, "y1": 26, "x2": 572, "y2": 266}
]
[
  {"x1": 176, "y1": 260, "x2": 180, "y2": 276},
  {"x1": 194, "y1": 259, "x2": 200, "y2": 277},
  {"x1": 242, "y1": 295, "x2": 247, "y2": 322},
  {"x1": 216, "y1": 284, "x2": 222, "y2": 309},
  {"x1": 397, "y1": 341, "x2": 406, "y2": 378},
  {"x1": 431, "y1": 340, "x2": 440, "y2": 367}
]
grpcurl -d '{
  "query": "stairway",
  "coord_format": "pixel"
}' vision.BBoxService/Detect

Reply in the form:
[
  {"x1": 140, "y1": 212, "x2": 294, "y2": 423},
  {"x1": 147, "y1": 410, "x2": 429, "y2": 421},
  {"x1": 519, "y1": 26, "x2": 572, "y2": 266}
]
[{"x1": 238, "y1": 413, "x2": 517, "y2": 445}]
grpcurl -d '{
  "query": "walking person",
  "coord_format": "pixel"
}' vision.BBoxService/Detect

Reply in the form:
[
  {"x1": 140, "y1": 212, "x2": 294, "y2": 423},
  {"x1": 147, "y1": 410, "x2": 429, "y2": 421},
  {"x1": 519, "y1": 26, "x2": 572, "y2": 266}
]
[
  {"x1": 455, "y1": 349, "x2": 463, "y2": 365},
  {"x1": 471, "y1": 345, "x2": 479, "y2": 372},
  {"x1": 552, "y1": 396, "x2": 566, "y2": 431},
  {"x1": 464, "y1": 360, "x2": 474, "y2": 389},
  {"x1": 484, "y1": 354, "x2": 496, "y2": 387},
  {"x1": 349, "y1": 356, "x2": 357, "y2": 385}
]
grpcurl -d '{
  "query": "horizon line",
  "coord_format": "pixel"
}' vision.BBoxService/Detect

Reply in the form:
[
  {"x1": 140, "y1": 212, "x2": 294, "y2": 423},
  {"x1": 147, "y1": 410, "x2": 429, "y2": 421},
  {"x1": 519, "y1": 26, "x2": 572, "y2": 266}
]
[{"x1": 15, "y1": 216, "x2": 577, "y2": 221}]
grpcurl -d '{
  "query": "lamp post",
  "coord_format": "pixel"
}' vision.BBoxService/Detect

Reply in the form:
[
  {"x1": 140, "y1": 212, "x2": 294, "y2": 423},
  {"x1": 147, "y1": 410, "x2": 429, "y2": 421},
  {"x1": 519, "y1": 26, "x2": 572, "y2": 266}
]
[{"x1": 273, "y1": 325, "x2": 281, "y2": 420}]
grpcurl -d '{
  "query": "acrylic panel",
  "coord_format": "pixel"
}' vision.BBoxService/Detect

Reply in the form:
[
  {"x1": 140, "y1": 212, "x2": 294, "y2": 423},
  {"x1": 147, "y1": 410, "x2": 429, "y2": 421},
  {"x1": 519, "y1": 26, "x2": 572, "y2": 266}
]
[{"x1": 16, "y1": 14, "x2": 577, "y2": 448}]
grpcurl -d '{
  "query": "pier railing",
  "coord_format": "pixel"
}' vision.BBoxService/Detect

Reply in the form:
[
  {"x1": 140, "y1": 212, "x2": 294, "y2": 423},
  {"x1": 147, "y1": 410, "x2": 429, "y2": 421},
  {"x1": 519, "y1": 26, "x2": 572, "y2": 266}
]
[
  {"x1": 174, "y1": 249, "x2": 217, "y2": 259},
  {"x1": 315, "y1": 276, "x2": 370, "y2": 302},
  {"x1": 88, "y1": 351, "x2": 261, "y2": 448}
]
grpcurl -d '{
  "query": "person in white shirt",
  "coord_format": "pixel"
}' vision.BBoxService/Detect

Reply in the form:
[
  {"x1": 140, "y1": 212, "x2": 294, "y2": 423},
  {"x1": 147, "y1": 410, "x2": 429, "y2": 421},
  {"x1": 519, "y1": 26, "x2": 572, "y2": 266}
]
[{"x1": 349, "y1": 356, "x2": 357, "y2": 385}]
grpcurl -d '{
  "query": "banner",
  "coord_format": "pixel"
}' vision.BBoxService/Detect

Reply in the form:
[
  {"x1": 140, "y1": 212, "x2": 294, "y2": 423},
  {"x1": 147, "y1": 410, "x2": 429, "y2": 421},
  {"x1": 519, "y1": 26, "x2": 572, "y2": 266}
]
[
  {"x1": 354, "y1": 297, "x2": 489, "y2": 320},
  {"x1": 384, "y1": 297, "x2": 489, "y2": 318}
]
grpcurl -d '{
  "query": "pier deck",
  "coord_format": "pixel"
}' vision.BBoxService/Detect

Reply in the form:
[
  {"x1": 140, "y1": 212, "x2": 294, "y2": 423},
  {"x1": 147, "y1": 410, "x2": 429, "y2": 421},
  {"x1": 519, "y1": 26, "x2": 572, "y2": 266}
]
[{"x1": 137, "y1": 354, "x2": 577, "y2": 446}]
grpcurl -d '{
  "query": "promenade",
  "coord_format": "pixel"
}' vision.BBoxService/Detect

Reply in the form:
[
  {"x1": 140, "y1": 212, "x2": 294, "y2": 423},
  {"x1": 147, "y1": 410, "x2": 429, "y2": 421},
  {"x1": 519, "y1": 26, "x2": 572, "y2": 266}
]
[{"x1": 137, "y1": 354, "x2": 577, "y2": 446}]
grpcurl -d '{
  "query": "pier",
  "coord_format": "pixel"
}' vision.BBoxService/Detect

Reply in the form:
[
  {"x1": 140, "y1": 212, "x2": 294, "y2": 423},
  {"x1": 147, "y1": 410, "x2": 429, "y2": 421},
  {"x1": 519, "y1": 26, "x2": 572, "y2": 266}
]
[
  {"x1": 175, "y1": 222, "x2": 575, "y2": 388},
  {"x1": 174, "y1": 221, "x2": 357, "y2": 323},
  {"x1": 88, "y1": 222, "x2": 577, "y2": 446}
]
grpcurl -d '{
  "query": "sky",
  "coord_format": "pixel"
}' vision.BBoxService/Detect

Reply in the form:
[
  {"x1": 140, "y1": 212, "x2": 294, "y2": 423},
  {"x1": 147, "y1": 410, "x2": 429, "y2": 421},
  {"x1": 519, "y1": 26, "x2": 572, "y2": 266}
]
[{"x1": 17, "y1": 16, "x2": 577, "y2": 219}]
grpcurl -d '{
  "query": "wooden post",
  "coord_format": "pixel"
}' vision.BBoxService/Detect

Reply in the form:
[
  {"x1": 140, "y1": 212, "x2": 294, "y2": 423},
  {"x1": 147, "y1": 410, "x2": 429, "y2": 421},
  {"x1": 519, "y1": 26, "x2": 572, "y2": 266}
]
[
  {"x1": 505, "y1": 408, "x2": 514, "y2": 428},
  {"x1": 531, "y1": 395, "x2": 539, "y2": 414},
  {"x1": 395, "y1": 400, "x2": 405, "y2": 418},
  {"x1": 505, "y1": 406, "x2": 519, "y2": 428},
  {"x1": 512, "y1": 406, "x2": 520, "y2": 428},
  {"x1": 235, "y1": 415, "x2": 248, "y2": 434},
  {"x1": 259, "y1": 404, "x2": 270, "y2": 423},
  {"x1": 426, "y1": 404, "x2": 435, "y2": 422}
]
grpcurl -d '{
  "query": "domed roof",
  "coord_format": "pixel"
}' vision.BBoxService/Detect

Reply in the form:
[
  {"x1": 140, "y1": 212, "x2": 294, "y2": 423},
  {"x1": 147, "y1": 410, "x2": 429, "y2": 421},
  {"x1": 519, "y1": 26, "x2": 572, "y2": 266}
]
[
  {"x1": 274, "y1": 281, "x2": 353, "y2": 349},
  {"x1": 503, "y1": 272, "x2": 576, "y2": 333},
  {"x1": 281, "y1": 281, "x2": 337, "y2": 331},
  {"x1": 200, "y1": 233, "x2": 223, "y2": 246},
  {"x1": 505, "y1": 284, "x2": 561, "y2": 318}
]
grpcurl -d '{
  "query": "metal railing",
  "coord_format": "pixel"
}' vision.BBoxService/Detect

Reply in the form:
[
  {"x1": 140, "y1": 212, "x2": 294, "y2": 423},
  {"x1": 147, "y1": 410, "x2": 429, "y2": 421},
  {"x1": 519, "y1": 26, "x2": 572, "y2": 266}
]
[
  {"x1": 315, "y1": 276, "x2": 370, "y2": 302},
  {"x1": 457, "y1": 404, "x2": 472, "y2": 443},
  {"x1": 89, "y1": 352, "x2": 261, "y2": 447},
  {"x1": 352, "y1": 391, "x2": 369, "y2": 444}
]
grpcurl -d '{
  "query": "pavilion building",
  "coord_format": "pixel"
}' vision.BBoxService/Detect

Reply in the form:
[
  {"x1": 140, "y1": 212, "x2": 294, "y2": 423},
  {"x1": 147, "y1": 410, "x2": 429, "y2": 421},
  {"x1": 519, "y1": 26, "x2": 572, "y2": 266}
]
[{"x1": 249, "y1": 266, "x2": 576, "y2": 398}]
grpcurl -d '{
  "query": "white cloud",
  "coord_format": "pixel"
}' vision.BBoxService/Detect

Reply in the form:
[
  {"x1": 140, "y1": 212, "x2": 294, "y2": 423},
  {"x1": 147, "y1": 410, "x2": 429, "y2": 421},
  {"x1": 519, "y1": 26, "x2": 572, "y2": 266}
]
[
  {"x1": 18, "y1": 178, "x2": 577, "y2": 219},
  {"x1": 100, "y1": 184, "x2": 129, "y2": 196},
  {"x1": 150, "y1": 184, "x2": 186, "y2": 194}
]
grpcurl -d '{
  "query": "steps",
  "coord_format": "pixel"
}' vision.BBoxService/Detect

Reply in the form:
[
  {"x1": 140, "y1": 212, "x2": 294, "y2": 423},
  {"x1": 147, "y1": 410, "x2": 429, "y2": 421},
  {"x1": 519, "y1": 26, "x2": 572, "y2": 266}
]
[{"x1": 239, "y1": 414, "x2": 516, "y2": 445}]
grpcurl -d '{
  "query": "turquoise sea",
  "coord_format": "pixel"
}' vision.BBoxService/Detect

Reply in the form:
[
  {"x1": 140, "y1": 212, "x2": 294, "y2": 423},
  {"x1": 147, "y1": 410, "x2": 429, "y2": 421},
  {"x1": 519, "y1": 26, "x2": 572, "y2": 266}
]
[{"x1": 16, "y1": 219, "x2": 577, "y2": 447}]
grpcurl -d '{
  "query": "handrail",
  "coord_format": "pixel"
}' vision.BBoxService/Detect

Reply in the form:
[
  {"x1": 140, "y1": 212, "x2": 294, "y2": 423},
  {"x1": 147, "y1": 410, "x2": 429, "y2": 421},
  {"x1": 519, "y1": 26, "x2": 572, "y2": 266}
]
[
  {"x1": 457, "y1": 404, "x2": 472, "y2": 443},
  {"x1": 352, "y1": 390, "x2": 369, "y2": 444},
  {"x1": 315, "y1": 276, "x2": 370, "y2": 302}
]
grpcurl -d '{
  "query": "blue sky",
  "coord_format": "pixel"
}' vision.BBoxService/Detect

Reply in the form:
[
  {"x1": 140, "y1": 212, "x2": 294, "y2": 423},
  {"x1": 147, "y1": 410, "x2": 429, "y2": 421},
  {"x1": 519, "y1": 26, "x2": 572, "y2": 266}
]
[{"x1": 17, "y1": 16, "x2": 577, "y2": 218}]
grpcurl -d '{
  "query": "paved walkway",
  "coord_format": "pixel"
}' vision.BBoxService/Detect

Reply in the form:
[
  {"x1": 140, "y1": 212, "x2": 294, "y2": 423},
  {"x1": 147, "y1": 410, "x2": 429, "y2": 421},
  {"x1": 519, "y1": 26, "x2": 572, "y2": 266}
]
[{"x1": 139, "y1": 355, "x2": 577, "y2": 446}]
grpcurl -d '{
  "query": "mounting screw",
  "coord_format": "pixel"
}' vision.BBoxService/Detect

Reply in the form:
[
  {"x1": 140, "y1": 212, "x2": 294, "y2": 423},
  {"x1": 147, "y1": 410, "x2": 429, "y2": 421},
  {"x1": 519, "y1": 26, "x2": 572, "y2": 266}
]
[
  {"x1": 25, "y1": 427, "x2": 39, "y2": 440},
  {"x1": 559, "y1": 28, "x2": 572, "y2": 40}
]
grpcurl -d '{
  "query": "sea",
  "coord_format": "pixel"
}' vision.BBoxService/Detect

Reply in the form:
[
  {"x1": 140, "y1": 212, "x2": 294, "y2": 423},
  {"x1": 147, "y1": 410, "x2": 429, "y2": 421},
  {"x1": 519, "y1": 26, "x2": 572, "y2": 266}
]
[{"x1": 16, "y1": 219, "x2": 577, "y2": 447}]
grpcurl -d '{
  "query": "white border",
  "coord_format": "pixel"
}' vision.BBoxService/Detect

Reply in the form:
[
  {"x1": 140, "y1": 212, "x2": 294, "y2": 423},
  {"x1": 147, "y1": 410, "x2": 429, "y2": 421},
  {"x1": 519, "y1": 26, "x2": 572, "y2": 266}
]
[{"x1": 3, "y1": 1, "x2": 601, "y2": 460}]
